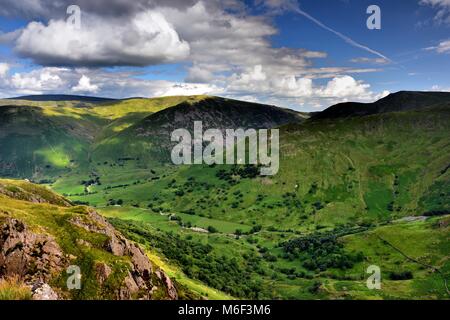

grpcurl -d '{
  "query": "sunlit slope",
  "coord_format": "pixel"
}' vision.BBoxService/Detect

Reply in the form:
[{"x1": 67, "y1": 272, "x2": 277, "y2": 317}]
[
  {"x1": 0, "y1": 105, "x2": 94, "y2": 179},
  {"x1": 0, "y1": 96, "x2": 211, "y2": 180},
  {"x1": 91, "y1": 96, "x2": 210, "y2": 140},
  {"x1": 92, "y1": 96, "x2": 305, "y2": 163}
]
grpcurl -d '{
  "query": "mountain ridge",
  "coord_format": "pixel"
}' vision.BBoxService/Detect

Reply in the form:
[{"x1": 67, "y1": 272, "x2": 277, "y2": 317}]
[
  {"x1": 313, "y1": 91, "x2": 450, "y2": 119},
  {"x1": 7, "y1": 94, "x2": 118, "y2": 103}
]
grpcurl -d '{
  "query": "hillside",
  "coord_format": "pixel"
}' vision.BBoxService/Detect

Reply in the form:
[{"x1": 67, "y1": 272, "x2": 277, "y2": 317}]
[
  {"x1": 0, "y1": 105, "x2": 96, "y2": 178},
  {"x1": 93, "y1": 96, "x2": 306, "y2": 163},
  {"x1": 67, "y1": 96, "x2": 450, "y2": 226},
  {"x1": 0, "y1": 92, "x2": 448, "y2": 300},
  {"x1": 0, "y1": 95, "x2": 304, "y2": 180},
  {"x1": 0, "y1": 179, "x2": 184, "y2": 300}
]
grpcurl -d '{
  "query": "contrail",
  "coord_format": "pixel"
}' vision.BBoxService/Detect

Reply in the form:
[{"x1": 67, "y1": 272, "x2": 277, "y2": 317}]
[{"x1": 290, "y1": 4, "x2": 392, "y2": 63}]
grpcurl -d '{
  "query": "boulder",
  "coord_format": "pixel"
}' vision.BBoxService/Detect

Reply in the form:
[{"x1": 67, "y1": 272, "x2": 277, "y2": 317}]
[
  {"x1": 0, "y1": 218, "x2": 65, "y2": 283},
  {"x1": 31, "y1": 281, "x2": 59, "y2": 300}
]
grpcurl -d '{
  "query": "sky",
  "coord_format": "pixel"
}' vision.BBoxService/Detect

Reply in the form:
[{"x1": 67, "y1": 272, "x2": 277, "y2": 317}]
[{"x1": 0, "y1": 0, "x2": 449, "y2": 111}]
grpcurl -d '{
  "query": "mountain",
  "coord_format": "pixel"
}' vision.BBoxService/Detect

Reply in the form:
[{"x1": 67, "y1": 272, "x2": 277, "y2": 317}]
[
  {"x1": 0, "y1": 179, "x2": 181, "y2": 300},
  {"x1": 0, "y1": 96, "x2": 212, "y2": 179},
  {"x1": 7, "y1": 94, "x2": 118, "y2": 103},
  {"x1": 93, "y1": 96, "x2": 306, "y2": 163},
  {"x1": 314, "y1": 91, "x2": 450, "y2": 119},
  {"x1": 0, "y1": 95, "x2": 305, "y2": 179}
]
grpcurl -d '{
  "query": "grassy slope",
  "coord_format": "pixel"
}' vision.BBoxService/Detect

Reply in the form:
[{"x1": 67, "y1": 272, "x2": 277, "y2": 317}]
[
  {"x1": 0, "y1": 179, "x2": 213, "y2": 300},
  {"x1": 91, "y1": 96, "x2": 305, "y2": 164}
]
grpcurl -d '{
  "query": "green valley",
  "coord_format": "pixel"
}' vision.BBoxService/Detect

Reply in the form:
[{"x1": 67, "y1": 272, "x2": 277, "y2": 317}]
[{"x1": 0, "y1": 92, "x2": 449, "y2": 300}]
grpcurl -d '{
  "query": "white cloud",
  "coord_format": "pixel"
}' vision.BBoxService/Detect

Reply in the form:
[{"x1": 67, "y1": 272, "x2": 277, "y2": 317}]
[
  {"x1": 9, "y1": 68, "x2": 65, "y2": 94},
  {"x1": 0, "y1": 63, "x2": 9, "y2": 77},
  {"x1": 0, "y1": 66, "x2": 221, "y2": 98},
  {"x1": 14, "y1": 10, "x2": 190, "y2": 67},
  {"x1": 227, "y1": 65, "x2": 385, "y2": 106},
  {"x1": 0, "y1": 1, "x2": 389, "y2": 110},
  {"x1": 350, "y1": 57, "x2": 389, "y2": 64},
  {"x1": 425, "y1": 39, "x2": 450, "y2": 53},
  {"x1": 72, "y1": 75, "x2": 99, "y2": 93},
  {"x1": 431, "y1": 84, "x2": 450, "y2": 91},
  {"x1": 0, "y1": 64, "x2": 387, "y2": 110},
  {"x1": 317, "y1": 76, "x2": 370, "y2": 98},
  {"x1": 152, "y1": 82, "x2": 222, "y2": 97},
  {"x1": 228, "y1": 65, "x2": 313, "y2": 98}
]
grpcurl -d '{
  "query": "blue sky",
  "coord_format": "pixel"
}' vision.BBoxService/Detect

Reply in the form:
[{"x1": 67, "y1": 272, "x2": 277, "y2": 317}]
[{"x1": 0, "y1": 0, "x2": 449, "y2": 110}]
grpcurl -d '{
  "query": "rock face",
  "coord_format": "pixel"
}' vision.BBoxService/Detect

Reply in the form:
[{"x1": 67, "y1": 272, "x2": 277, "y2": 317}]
[
  {"x1": 156, "y1": 270, "x2": 178, "y2": 300},
  {"x1": 70, "y1": 209, "x2": 178, "y2": 300},
  {"x1": 0, "y1": 217, "x2": 65, "y2": 300},
  {"x1": 0, "y1": 218, "x2": 65, "y2": 283},
  {"x1": 0, "y1": 211, "x2": 178, "y2": 300}
]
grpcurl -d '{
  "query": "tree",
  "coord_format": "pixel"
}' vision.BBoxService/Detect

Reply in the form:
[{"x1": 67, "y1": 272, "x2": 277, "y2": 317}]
[{"x1": 207, "y1": 226, "x2": 218, "y2": 233}]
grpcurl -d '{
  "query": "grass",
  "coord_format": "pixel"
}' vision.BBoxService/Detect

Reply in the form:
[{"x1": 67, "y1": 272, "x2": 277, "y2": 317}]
[
  {"x1": 0, "y1": 277, "x2": 32, "y2": 300},
  {"x1": 146, "y1": 251, "x2": 234, "y2": 300}
]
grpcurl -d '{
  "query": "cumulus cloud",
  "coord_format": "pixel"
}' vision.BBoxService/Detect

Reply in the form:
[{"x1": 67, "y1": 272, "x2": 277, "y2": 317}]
[
  {"x1": 0, "y1": 67, "x2": 221, "y2": 99},
  {"x1": 227, "y1": 65, "x2": 313, "y2": 98},
  {"x1": 317, "y1": 76, "x2": 371, "y2": 98},
  {"x1": 14, "y1": 10, "x2": 190, "y2": 67},
  {"x1": 227, "y1": 65, "x2": 385, "y2": 105},
  {"x1": 72, "y1": 75, "x2": 99, "y2": 93},
  {"x1": 9, "y1": 68, "x2": 66, "y2": 95},
  {"x1": 0, "y1": 0, "x2": 389, "y2": 109}
]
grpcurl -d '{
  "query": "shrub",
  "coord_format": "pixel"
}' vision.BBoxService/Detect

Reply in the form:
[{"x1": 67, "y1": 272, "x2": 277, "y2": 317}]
[
  {"x1": 389, "y1": 271, "x2": 413, "y2": 280},
  {"x1": 207, "y1": 226, "x2": 218, "y2": 233}
]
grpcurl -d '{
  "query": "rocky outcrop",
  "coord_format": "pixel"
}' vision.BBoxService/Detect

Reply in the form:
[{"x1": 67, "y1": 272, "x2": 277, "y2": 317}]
[
  {"x1": 70, "y1": 209, "x2": 178, "y2": 300},
  {"x1": 0, "y1": 218, "x2": 65, "y2": 300},
  {"x1": 95, "y1": 262, "x2": 112, "y2": 285},
  {"x1": 0, "y1": 218, "x2": 65, "y2": 283},
  {"x1": 156, "y1": 270, "x2": 178, "y2": 300},
  {"x1": 0, "y1": 211, "x2": 178, "y2": 300}
]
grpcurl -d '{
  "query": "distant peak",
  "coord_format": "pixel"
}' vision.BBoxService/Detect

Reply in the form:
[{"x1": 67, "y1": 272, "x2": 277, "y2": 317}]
[
  {"x1": 8, "y1": 94, "x2": 118, "y2": 103},
  {"x1": 314, "y1": 90, "x2": 450, "y2": 120}
]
